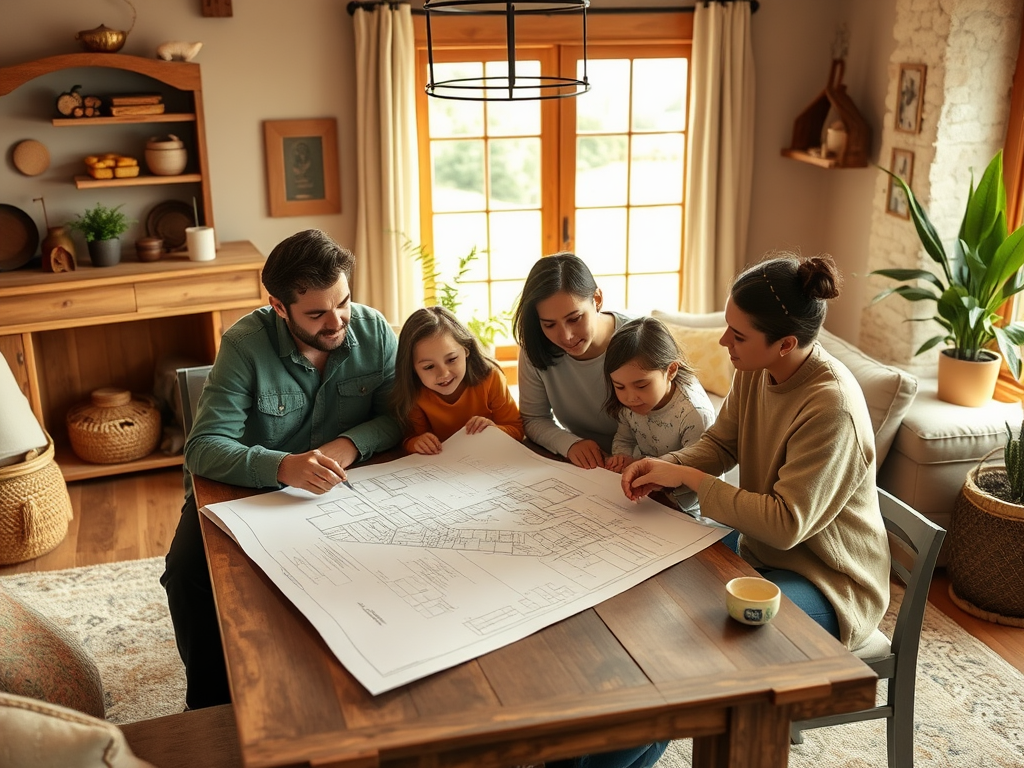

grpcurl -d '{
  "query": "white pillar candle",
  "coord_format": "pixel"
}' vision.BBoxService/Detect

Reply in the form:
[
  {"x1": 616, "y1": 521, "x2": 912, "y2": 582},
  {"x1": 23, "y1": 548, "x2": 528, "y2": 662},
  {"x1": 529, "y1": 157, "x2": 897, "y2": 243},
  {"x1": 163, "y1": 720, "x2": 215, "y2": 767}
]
[{"x1": 186, "y1": 226, "x2": 216, "y2": 262}]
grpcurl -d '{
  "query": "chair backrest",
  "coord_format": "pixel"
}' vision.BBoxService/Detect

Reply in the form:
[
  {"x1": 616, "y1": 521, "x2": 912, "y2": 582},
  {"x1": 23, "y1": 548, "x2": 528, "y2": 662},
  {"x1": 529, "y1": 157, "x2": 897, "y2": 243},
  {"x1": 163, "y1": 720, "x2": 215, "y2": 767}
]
[
  {"x1": 176, "y1": 365, "x2": 213, "y2": 441},
  {"x1": 877, "y1": 488, "x2": 946, "y2": 670}
]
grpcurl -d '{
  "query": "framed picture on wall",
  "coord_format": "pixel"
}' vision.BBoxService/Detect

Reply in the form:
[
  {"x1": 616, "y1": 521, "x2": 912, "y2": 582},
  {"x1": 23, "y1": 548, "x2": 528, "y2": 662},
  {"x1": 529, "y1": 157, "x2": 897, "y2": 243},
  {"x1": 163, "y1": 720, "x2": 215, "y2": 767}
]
[
  {"x1": 887, "y1": 147, "x2": 914, "y2": 219},
  {"x1": 895, "y1": 63, "x2": 926, "y2": 134},
  {"x1": 263, "y1": 118, "x2": 341, "y2": 217}
]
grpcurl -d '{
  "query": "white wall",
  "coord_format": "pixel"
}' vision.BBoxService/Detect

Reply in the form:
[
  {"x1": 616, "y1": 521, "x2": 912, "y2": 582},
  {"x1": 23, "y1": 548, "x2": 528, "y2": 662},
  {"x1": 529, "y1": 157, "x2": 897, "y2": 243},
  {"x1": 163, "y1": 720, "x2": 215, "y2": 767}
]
[{"x1": 747, "y1": 0, "x2": 898, "y2": 343}]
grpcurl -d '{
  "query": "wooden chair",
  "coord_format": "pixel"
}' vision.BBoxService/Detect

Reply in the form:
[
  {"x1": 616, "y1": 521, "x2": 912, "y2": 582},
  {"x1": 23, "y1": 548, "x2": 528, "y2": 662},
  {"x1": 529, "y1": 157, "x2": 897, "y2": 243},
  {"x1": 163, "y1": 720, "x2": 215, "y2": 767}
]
[
  {"x1": 176, "y1": 365, "x2": 213, "y2": 440},
  {"x1": 790, "y1": 488, "x2": 946, "y2": 768}
]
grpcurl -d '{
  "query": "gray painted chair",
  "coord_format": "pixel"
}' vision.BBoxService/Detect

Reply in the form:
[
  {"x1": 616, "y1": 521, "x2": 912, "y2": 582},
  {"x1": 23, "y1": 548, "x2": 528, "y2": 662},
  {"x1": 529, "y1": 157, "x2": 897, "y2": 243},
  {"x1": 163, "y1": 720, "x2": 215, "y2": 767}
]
[
  {"x1": 790, "y1": 488, "x2": 946, "y2": 768},
  {"x1": 176, "y1": 365, "x2": 213, "y2": 440}
]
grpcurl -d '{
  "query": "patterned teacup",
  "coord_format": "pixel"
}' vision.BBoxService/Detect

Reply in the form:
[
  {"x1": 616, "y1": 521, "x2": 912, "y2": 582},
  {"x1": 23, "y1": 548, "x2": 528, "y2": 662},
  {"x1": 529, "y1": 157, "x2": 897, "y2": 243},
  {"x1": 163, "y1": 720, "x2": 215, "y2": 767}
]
[{"x1": 725, "y1": 576, "x2": 781, "y2": 626}]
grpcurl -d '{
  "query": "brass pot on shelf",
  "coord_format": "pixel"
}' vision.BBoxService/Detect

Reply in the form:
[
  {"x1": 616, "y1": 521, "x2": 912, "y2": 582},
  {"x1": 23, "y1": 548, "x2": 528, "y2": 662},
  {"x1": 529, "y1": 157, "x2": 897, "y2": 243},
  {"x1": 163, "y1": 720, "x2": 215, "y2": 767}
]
[{"x1": 76, "y1": 24, "x2": 128, "y2": 53}]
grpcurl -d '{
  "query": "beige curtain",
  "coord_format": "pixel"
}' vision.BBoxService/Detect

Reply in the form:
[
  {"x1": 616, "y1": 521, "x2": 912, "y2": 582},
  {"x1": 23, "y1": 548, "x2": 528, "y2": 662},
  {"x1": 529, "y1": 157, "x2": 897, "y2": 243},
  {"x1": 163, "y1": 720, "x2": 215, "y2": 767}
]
[
  {"x1": 353, "y1": 3, "x2": 419, "y2": 325},
  {"x1": 682, "y1": 2, "x2": 755, "y2": 312}
]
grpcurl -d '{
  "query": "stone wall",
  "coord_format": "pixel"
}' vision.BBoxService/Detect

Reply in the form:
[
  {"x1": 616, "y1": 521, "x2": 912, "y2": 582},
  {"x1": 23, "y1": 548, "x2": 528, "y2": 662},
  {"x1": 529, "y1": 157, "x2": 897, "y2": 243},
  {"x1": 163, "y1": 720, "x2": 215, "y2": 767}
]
[{"x1": 859, "y1": 0, "x2": 1022, "y2": 375}]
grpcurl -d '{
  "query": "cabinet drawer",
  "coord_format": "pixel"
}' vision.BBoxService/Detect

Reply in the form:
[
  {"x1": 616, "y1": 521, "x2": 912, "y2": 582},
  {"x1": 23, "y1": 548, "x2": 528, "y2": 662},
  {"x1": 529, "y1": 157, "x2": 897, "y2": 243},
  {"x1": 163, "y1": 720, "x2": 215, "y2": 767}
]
[
  {"x1": 3, "y1": 285, "x2": 137, "y2": 327},
  {"x1": 136, "y1": 272, "x2": 264, "y2": 312}
]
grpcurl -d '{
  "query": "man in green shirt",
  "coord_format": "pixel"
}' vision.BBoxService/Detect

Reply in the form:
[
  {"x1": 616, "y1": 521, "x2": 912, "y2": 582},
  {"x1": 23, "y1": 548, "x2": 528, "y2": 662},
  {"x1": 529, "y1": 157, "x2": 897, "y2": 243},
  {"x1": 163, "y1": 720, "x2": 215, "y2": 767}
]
[{"x1": 161, "y1": 229, "x2": 401, "y2": 709}]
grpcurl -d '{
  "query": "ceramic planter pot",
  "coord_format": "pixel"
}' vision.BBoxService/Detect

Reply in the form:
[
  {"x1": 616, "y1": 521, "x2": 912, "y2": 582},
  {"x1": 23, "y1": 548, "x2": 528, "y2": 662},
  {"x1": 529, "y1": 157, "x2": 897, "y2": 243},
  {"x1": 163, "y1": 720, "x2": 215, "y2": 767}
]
[
  {"x1": 87, "y1": 238, "x2": 122, "y2": 267},
  {"x1": 937, "y1": 349, "x2": 1001, "y2": 407}
]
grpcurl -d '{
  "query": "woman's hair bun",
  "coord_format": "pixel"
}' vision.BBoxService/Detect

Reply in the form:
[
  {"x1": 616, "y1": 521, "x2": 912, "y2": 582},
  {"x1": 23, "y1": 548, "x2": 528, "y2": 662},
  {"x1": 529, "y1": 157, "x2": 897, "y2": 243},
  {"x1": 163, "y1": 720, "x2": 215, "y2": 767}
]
[{"x1": 797, "y1": 255, "x2": 842, "y2": 301}]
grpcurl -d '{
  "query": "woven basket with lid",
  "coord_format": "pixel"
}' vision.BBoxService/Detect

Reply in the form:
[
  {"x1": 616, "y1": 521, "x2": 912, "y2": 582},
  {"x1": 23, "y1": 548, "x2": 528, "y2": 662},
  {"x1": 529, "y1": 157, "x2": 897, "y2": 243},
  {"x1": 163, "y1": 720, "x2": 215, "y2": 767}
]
[
  {"x1": 66, "y1": 388, "x2": 161, "y2": 464},
  {"x1": 0, "y1": 432, "x2": 73, "y2": 565}
]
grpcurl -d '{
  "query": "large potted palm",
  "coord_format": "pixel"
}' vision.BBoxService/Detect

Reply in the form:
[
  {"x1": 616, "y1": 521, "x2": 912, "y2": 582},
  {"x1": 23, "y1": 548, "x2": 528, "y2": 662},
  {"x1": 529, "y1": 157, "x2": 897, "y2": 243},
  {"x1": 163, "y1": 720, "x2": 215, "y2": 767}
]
[{"x1": 872, "y1": 151, "x2": 1024, "y2": 405}]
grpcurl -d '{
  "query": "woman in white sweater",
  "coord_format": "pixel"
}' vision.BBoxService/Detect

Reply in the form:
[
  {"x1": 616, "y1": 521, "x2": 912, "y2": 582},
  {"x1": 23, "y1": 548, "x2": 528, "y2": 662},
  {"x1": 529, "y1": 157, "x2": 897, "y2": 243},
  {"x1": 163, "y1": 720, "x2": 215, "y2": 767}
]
[
  {"x1": 513, "y1": 252, "x2": 631, "y2": 469},
  {"x1": 621, "y1": 254, "x2": 890, "y2": 649}
]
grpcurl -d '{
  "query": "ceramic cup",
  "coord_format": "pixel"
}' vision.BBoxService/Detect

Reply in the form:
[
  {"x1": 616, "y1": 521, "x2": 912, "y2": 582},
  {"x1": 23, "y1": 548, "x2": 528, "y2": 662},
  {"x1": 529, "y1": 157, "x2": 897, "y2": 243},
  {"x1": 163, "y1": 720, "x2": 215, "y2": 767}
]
[
  {"x1": 185, "y1": 226, "x2": 216, "y2": 262},
  {"x1": 725, "y1": 576, "x2": 781, "y2": 626}
]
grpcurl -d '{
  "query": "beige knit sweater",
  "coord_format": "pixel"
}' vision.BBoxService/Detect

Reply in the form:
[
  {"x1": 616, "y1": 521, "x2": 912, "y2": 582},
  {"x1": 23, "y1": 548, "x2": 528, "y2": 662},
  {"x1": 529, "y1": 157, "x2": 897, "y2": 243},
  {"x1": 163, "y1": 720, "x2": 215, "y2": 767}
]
[{"x1": 666, "y1": 343, "x2": 890, "y2": 649}]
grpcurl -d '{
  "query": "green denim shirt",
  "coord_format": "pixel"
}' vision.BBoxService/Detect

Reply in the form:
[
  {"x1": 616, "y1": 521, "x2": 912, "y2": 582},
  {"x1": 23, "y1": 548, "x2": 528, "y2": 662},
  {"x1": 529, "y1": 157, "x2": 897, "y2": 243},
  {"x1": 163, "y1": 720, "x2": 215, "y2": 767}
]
[{"x1": 183, "y1": 303, "x2": 400, "y2": 497}]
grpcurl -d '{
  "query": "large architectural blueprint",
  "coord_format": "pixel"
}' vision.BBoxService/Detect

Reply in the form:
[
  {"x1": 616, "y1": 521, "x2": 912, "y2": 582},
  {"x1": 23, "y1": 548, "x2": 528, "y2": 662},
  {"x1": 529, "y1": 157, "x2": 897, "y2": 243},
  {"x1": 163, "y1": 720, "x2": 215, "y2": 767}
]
[{"x1": 200, "y1": 428, "x2": 729, "y2": 695}]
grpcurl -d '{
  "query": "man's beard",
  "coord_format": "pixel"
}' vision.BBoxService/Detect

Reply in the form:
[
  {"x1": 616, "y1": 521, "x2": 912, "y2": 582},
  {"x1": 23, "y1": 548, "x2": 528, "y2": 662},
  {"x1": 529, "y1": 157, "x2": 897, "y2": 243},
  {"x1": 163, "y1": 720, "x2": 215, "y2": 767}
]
[{"x1": 285, "y1": 315, "x2": 348, "y2": 353}]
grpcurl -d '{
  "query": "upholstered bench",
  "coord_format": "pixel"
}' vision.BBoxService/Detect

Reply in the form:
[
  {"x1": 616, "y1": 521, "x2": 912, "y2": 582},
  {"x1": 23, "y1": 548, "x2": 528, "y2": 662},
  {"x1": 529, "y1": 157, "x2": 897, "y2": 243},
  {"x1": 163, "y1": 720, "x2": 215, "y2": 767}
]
[{"x1": 879, "y1": 377, "x2": 1023, "y2": 548}]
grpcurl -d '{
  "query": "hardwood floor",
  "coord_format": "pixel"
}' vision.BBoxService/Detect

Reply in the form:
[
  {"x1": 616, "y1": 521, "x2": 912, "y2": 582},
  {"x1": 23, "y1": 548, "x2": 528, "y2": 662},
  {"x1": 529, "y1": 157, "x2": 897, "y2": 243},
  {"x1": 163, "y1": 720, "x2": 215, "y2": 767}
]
[{"x1": 3, "y1": 468, "x2": 1023, "y2": 677}]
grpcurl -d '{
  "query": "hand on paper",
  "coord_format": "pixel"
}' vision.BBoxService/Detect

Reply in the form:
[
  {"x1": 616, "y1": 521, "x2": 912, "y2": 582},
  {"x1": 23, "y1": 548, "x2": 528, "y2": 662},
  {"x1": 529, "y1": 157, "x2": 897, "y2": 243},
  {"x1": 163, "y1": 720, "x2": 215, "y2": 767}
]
[
  {"x1": 409, "y1": 432, "x2": 443, "y2": 454},
  {"x1": 278, "y1": 449, "x2": 349, "y2": 495},
  {"x1": 464, "y1": 416, "x2": 495, "y2": 435},
  {"x1": 621, "y1": 457, "x2": 685, "y2": 501},
  {"x1": 604, "y1": 454, "x2": 635, "y2": 474},
  {"x1": 566, "y1": 439, "x2": 605, "y2": 469},
  {"x1": 319, "y1": 436, "x2": 359, "y2": 468}
]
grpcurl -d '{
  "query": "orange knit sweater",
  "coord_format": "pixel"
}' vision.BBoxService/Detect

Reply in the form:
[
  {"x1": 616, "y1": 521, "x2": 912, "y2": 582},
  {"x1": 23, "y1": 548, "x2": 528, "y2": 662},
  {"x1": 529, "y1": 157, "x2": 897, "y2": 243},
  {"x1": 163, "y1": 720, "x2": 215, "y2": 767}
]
[{"x1": 403, "y1": 368, "x2": 524, "y2": 452}]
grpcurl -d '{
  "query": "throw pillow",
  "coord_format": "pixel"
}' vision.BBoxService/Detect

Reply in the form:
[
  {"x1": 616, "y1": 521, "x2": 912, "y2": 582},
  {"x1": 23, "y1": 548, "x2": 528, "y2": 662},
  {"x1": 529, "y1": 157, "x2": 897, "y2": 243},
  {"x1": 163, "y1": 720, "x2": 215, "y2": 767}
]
[
  {"x1": 651, "y1": 310, "x2": 734, "y2": 398},
  {"x1": 0, "y1": 691, "x2": 154, "y2": 768},
  {"x1": 0, "y1": 586, "x2": 105, "y2": 719},
  {"x1": 817, "y1": 328, "x2": 918, "y2": 467}
]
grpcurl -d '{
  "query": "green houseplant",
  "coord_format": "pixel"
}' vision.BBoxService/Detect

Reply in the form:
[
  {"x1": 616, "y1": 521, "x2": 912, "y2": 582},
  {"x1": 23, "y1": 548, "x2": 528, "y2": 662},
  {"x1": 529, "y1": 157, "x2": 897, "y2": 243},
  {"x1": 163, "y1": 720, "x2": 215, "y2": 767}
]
[
  {"x1": 403, "y1": 238, "x2": 511, "y2": 351},
  {"x1": 872, "y1": 150, "x2": 1024, "y2": 405},
  {"x1": 68, "y1": 202, "x2": 135, "y2": 267},
  {"x1": 948, "y1": 421, "x2": 1024, "y2": 626}
]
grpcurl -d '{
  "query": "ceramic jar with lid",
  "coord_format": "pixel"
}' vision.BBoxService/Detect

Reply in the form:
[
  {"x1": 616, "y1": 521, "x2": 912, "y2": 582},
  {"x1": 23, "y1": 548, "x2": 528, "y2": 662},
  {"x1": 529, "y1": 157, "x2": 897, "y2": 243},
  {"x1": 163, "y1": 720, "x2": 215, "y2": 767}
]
[{"x1": 145, "y1": 134, "x2": 187, "y2": 176}]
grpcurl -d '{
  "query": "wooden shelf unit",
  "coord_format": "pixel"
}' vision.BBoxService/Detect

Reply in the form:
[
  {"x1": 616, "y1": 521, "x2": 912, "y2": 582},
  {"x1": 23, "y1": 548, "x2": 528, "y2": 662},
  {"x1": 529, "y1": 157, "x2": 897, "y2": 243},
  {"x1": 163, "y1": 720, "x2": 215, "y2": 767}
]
[
  {"x1": 0, "y1": 242, "x2": 266, "y2": 482},
  {"x1": 0, "y1": 52, "x2": 214, "y2": 229}
]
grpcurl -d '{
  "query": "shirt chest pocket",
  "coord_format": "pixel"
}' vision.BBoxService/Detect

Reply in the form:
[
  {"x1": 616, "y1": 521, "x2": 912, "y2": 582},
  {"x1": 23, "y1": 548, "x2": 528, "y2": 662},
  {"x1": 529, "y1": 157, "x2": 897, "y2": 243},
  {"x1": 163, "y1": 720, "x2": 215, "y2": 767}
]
[
  {"x1": 256, "y1": 391, "x2": 307, "y2": 442},
  {"x1": 335, "y1": 372, "x2": 383, "y2": 428}
]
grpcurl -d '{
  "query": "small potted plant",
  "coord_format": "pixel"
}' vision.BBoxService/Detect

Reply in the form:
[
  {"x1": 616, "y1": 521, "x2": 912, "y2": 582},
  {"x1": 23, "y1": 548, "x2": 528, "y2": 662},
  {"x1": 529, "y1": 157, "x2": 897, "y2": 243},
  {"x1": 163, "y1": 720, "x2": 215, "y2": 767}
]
[
  {"x1": 948, "y1": 421, "x2": 1024, "y2": 625},
  {"x1": 67, "y1": 202, "x2": 135, "y2": 267},
  {"x1": 870, "y1": 151, "x2": 1024, "y2": 406}
]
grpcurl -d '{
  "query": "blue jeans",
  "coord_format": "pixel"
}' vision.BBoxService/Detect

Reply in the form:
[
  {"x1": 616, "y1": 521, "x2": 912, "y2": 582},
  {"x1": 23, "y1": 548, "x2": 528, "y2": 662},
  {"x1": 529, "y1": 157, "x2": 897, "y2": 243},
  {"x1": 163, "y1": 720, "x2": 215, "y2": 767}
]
[
  {"x1": 547, "y1": 741, "x2": 668, "y2": 768},
  {"x1": 720, "y1": 530, "x2": 840, "y2": 639}
]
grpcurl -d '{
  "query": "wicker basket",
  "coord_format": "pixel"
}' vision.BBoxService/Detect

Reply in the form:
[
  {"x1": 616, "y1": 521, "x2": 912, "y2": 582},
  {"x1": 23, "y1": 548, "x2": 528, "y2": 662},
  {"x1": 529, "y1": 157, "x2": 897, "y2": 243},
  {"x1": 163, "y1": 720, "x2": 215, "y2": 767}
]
[
  {"x1": 0, "y1": 433, "x2": 73, "y2": 565},
  {"x1": 947, "y1": 458, "x2": 1024, "y2": 627},
  {"x1": 66, "y1": 388, "x2": 161, "y2": 464}
]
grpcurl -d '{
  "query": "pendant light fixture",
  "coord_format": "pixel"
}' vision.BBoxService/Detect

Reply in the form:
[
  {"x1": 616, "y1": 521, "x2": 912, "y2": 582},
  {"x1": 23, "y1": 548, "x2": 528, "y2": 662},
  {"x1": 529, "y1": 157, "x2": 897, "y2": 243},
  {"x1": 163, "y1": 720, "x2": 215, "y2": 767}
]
[{"x1": 423, "y1": 0, "x2": 590, "y2": 101}]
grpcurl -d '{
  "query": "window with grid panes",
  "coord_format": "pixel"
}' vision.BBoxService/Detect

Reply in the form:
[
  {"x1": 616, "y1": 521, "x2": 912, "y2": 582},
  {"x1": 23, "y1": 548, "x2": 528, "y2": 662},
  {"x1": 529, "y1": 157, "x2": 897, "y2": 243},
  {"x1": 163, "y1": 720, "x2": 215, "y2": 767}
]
[{"x1": 415, "y1": 14, "x2": 691, "y2": 346}]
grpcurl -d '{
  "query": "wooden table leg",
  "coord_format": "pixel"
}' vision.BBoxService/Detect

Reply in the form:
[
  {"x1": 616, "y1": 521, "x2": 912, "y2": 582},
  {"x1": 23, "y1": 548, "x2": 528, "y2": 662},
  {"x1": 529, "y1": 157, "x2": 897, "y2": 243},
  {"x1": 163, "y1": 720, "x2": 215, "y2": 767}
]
[{"x1": 692, "y1": 702, "x2": 791, "y2": 768}]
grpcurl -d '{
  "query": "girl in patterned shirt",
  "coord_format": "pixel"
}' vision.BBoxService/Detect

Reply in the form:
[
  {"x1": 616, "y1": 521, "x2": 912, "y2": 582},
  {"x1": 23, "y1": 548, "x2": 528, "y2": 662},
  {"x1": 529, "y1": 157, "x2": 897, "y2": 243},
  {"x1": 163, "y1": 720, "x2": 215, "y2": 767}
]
[{"x1": 603, "y1": 316, "x2": 716, "y2": 512}]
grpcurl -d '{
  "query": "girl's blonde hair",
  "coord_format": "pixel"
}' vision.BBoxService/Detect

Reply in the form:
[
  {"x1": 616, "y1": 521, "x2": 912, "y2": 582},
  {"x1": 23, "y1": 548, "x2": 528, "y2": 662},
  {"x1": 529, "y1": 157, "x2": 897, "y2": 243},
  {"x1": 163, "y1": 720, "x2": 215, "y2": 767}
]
[
  {"x1": 602, "y1": 317, "x2": 696, "y2": 418},
  {"x1": 390, "y1": 306, "x2": 498, "y2": 430}
]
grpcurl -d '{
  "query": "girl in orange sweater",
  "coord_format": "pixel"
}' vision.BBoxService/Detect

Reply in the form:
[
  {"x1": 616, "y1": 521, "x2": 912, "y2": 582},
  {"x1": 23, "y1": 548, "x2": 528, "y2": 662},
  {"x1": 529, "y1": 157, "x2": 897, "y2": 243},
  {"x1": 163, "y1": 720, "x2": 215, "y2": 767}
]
[{"x1": 391, "y1": 306, "x2": 524, "y2": 454}]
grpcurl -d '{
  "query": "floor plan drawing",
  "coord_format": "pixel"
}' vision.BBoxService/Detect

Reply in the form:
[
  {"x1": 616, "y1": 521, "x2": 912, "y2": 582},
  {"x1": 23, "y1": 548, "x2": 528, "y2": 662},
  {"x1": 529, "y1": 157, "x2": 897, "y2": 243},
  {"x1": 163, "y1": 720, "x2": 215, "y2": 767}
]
[{"x1": 201, "y1": 428, "x2": 729, "y2": 694}]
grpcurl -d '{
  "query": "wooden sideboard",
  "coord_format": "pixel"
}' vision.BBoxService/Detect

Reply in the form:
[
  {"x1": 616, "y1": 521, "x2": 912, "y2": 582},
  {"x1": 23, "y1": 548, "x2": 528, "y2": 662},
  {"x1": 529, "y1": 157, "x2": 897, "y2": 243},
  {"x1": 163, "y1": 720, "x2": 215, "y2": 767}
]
[{"x1": 0, "y1": 241, "x2": 266, "y2": 481}]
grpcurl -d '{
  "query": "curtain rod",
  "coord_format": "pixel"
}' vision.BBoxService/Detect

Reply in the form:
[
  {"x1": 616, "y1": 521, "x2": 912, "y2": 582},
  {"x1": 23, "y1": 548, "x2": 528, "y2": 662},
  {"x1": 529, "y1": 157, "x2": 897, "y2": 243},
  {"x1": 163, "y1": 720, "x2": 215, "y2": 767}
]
[{"x1": 346, "y1": 1, "x2": 758, "y2": 16}]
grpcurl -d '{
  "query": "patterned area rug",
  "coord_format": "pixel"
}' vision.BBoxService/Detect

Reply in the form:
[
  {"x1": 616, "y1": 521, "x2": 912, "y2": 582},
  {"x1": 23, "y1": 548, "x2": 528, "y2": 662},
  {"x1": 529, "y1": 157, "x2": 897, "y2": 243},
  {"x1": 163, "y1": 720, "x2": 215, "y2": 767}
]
[
  {"x1": 0, "y1": 557, "x2": 185, "y2": 724},
  {"x1": 1, "y1": 558, "x2": 1023, "y2": 768},
  {"x1": 657, "y1": 586, "x2": 1024, "y2": 768}
]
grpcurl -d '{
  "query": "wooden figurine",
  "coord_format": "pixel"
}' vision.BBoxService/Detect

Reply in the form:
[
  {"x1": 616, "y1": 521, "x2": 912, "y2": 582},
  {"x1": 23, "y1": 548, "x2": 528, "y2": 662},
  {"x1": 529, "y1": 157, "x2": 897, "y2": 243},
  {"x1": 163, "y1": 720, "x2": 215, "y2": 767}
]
[{"x1": 44, "y1": 246, "x2": 77, "y2": 273}]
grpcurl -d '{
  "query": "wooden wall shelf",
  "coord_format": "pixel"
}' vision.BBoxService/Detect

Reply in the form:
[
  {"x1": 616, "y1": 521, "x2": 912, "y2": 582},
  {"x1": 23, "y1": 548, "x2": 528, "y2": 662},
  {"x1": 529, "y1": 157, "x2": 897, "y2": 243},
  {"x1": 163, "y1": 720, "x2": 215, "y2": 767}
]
[
  {"x1": 73, "y1": 173, "x2": 203, "y2": 189},
  {"x1": 781, "y1": 59, "x2": 871, "y2": 169},
  {"x1": 53, "y1": 113, "x2": 197, "y2": 126}
]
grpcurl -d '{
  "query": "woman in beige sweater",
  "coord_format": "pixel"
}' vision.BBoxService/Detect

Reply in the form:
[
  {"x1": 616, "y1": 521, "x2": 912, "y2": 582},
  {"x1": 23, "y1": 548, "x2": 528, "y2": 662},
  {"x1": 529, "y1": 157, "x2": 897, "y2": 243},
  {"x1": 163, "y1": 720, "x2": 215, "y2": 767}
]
[{"x1": 621, "y1": 254, "x2": 890, "y2": 650}]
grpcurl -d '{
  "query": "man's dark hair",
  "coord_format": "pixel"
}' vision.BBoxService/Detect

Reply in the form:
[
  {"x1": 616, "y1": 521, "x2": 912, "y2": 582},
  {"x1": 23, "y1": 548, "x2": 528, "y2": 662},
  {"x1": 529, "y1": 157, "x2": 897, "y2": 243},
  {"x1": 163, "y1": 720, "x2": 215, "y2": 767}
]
[{"x1": 261, "y1": 229, "x2": 355, "y2": 306}]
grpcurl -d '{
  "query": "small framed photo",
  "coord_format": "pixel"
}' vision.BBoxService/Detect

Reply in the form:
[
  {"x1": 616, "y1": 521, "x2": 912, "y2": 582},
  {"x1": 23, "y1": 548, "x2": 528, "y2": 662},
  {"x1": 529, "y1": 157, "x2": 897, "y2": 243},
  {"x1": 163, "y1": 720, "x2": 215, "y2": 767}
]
[
  {"x1": 887, "y1": 147, "x2": 914, "y2": 219},
  {"x1": 263, "y1": 118, "x2": 341, "y2": 217},
  {"x1": 895, "y1": 64, "x2": 926, "y2": 134}
]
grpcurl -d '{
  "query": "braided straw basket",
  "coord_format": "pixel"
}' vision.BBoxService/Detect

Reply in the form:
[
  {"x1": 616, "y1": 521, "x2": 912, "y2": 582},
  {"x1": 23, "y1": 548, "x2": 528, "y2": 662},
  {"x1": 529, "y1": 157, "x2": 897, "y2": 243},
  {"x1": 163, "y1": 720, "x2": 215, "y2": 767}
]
[
  {"x1": 66, "y1": 388, "x2": 161, "y2": 464},
  {"x1": 0, "y1": 433, "x2": 73, "y2": 565},
  {"x1": 947, "y1": 451, "x2": 1024, "y2": 627}
]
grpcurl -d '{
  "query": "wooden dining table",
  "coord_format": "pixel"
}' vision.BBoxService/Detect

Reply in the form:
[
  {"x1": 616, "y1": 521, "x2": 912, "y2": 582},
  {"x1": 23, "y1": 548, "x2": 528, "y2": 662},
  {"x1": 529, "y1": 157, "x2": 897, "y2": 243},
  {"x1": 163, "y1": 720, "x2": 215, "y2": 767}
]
[{"x1": 195, "y1": 466, "x2": 876, "y2": 768}]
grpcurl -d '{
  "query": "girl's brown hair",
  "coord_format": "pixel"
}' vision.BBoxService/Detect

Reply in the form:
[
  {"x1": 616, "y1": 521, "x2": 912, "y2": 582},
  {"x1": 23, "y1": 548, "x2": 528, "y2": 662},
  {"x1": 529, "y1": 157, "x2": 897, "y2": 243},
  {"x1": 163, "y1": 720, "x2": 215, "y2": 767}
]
[
  {"x1": 602, "y1": 317, "x2": 696, "y2": 418},
  {"x1": 389, "y1": 306, "x2": 498, "y2": 430}
]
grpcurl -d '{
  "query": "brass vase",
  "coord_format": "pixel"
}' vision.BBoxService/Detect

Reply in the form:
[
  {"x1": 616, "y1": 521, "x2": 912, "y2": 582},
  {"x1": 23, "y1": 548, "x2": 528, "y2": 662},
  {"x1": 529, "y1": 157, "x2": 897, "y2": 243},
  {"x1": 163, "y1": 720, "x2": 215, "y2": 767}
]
[{"x1": 76, "y1": 24, "x2": 128, "y2": 53}]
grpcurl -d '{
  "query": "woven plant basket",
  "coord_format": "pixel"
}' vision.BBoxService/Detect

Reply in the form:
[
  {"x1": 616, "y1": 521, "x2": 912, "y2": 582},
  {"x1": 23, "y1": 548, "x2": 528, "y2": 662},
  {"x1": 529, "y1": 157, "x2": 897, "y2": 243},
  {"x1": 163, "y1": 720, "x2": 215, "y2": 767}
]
[
  {"x1": 0, "y1": 433, "x2": 73, "y2": 565},
  {"x1": 947, "y1": 454, "x2": 1024, "y2": 627},
  {"x1": 66, "y1": 388, "x2": 161, "y2": 464}
]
